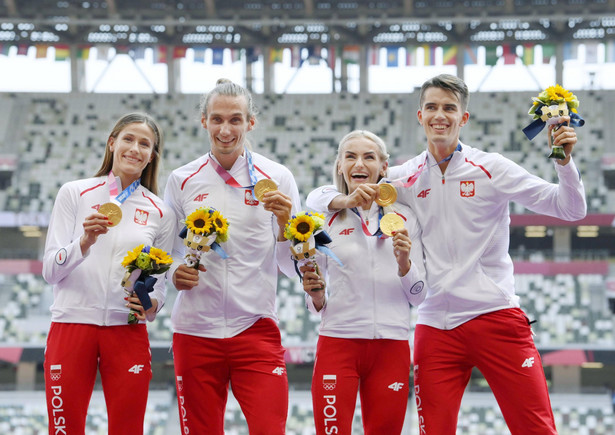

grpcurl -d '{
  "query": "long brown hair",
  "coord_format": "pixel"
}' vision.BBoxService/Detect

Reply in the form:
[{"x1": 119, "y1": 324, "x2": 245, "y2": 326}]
[{"x1": 94, "y1": 112, "x2": 164, "y2": 195}]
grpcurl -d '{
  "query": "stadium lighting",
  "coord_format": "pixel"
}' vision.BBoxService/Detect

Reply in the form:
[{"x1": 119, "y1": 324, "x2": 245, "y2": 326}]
[
  {"x1": 577, "y1": 226, "x2": 599, "y2": 237},
  {"x1": 525, "y1": 226, "x2": 547, "y2": 238}
]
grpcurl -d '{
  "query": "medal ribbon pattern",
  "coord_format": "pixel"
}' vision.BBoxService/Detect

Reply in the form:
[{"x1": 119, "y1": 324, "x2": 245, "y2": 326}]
[
  {"x1": 106, "y1": 171, "x2": 141, "y2": 205},
  {"x1": 208, "y1": 148, "x2": 260, "y2": 199}
]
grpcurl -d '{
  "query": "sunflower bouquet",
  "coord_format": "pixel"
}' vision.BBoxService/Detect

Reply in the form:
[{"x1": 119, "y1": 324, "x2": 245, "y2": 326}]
[
  {"x1": 179, "y1": 206, "x2": 229, "y2": 268},
  {"x1": 284, "y1": 211, "x2": 326, "y2": 262},
  {"x1": 284, "y1": 211, "x2": 344, "y2": 286},
  {"x1": 121, "y1": 244, "x2": 173, "y2": 324},
  {"x1": 522, "y1": 84, "x2": 585, "y2": 159}
]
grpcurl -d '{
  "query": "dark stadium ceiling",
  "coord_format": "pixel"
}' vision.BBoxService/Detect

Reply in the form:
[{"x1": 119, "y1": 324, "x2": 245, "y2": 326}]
[{"x1": 1, "y1": 0, "x2": 614, "y2": 47}]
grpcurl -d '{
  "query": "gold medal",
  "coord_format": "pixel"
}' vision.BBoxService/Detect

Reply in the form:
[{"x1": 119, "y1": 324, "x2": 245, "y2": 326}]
[
  {"x1": 375, "y1": 183, "x2": 397, "y2": 206},
  {"x1": 379, "y1": 212, "x2": 404, "y2": 237},
  {"x1": 254, "y1": 179, "x2": 278, "y2": 201},
  {"x1": 98, "y1": 202, "x2": 122, "y2": 227}
]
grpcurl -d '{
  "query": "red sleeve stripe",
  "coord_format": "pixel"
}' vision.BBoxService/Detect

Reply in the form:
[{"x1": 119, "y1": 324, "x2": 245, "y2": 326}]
[
  {"x1": 328, "y1": 212, "x2": 340, "y2": 226},
  {"x1": 80, "y1": 182, "x2": 105, "y2": 196},
  {"x1": 142, "y1": 192, "x2": 163, "y2": 218},
  {"x1": 254, "y1": 164, "x2": 272, "y2": 179},
  {"x1": 181, "y1": 160, "x2": 209, "y2": 190},
  {"x1": 464, "y1": 158, "x2": 492, "y2": 179}
]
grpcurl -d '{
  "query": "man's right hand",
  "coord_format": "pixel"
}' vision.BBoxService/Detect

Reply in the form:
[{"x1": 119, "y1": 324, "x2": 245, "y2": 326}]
[{"x1": 173, "y1": 264, "x2": 205, "y2": 290}]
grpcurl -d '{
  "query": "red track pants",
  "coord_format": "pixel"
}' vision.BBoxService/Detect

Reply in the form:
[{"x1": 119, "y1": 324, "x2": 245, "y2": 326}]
[
  {"x1": 413, "y1": 308, "x2": 557, "y2": 435},
  {"x1": 311, "y1": 335, "x2": 411, "y2": 435},
  {"x1": 172, "y1": 318, "x2": 289, "y2": 435},
  {"x1": 44, "y1": 322, "x2": 152, "y2": 435}
]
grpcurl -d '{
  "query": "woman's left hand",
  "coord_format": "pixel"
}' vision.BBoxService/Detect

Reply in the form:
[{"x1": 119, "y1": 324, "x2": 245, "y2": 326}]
[
  {"x1": 392, "y1": 228, "x2": 412, "y2": 276},
  {"x1": 125, "y1": 295, "x2": 158, "y2": 321}
]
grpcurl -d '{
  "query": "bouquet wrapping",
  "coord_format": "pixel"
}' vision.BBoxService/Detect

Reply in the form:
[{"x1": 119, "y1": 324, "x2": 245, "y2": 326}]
[
  {"x1": 284, "y1": 211, "x2": 342, "y2": 285},
  {"x1": 121, "y1": 244, "x2": 173, "y2": 324},
  {"x1": 179, "y1": 206, "x2": 229, "y2": 268},
  {"x1": 522, "y1": 84, "x2": 585, "y2": 159}
]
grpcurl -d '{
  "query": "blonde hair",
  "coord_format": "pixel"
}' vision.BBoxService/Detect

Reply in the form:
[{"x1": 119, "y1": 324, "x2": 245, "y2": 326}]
[
  {"x1": 199, "y1": 78, "x2": 259, "y2": 121},
  {"x1": 94, "y1": 112, "x2": 164, "y2": 195},
  {"x1": 333, "y1": 130, "x2": 390, "y2": 195}
]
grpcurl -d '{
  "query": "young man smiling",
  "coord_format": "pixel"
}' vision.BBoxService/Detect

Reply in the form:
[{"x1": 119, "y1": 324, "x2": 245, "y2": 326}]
[{"x1": 164, "y1": 79, "x2": 301, "y2": 434}]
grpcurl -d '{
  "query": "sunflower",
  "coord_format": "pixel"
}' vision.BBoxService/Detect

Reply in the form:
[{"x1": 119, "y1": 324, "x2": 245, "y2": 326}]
[
  {"x1": 545, "y1": 84, "x2": 577, "y2": 108},
  {"x1": 529, "y1": 84, "x2": 579, "y2": 118},
  {"x1": 186, "y1": 208, "x2": 213, "y2": 235},
  {"x1": 121, "y1": 244, "x2": 144, "y2": 268},
  {"x1": 211, "y1": 210, "x2": 229, "y2": 236},
  {"x1": 149, "y1": 247, "x2": 173, "y2": 266},
  {"x1": 286, "y1": 213, "x2": 315, "y2": 242}
]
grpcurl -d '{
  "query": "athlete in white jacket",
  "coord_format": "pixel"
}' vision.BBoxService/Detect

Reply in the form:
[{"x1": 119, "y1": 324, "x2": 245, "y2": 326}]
[
  {"x1": 164, "y1": 79, "x2": 301, "y2": 434},
  {"x1": 302, "y1": 130, "x2": 426, "y2": 435},
  {"x1": 42, "y1": 113, "x2": 175, "y2": 435},
  {"x1": 306, "y1": 74, "x2": 586, "y2": 435}
]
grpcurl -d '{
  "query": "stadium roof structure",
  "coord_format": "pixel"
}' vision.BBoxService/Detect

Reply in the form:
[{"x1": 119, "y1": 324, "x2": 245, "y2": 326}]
[{"x1": 0, "y1": 0, "x2": 614, "y2": 48}]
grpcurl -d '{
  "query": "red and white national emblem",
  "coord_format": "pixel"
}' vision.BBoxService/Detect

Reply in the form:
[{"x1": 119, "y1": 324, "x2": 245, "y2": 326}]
[
  {"x1": 460, "y1": 181, "x2": 475, "y2": 197},
  {"x1": 176, "y1": 376, "x2": 184, "y2": 392},
  {"x1": 50, "y1": 364, "x2": 62, "y2": 381},
  {"x1": 244, "y1": 189, "x2": 259, "y2": 206},
  {"x1": 134, "y1": 209, "x2": 149, "y2": 225},
  {"x1": 323, "y1": 374, "x2": 337, "y2": 391}
]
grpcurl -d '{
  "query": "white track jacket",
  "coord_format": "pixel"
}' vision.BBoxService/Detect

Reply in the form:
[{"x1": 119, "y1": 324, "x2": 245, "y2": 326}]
[
  {"x1": 307, "y1": 203, "x2": 427, "y2": 340},
  {"x1": 43, "y1": 175, "x2": 175, "y2": 325},
  {"x1": 307, "y1": 143, "x2": 586, "y2": 330},
  {"x1": 164, "y1": 151, "x2": 301, "y2": 339}
]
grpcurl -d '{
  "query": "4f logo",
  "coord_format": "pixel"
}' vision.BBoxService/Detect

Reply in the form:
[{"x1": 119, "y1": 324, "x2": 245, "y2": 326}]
[
  {"x1": 522, "y1": 357, "x2": 535, "y2": 368},
  {"x1": 417, "y1": 189, "x2": 431, "y2": 198},
  {"x1": 388, "y1": 382, "x2": 404, "y2": 392},
  {"x1": 339, "y1": 228, "x2": 354, "y2": 236},
  {"x1": 128, "y1": 364, "x2": 145, "y2": 374},
  {"x1": 194, "y1": 193, "x2": 209, "y2": 201},
  {"x1": 272, "y1": 367, "x2": 285, "y2": 376}
]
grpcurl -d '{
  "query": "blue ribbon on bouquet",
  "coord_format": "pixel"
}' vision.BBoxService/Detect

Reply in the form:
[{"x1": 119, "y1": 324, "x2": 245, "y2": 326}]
[
  {"x1": 133, "y1": 275, "x2": 157, "y2": 311},
  {"x1": 292, "y1": 230, "x2": 343, "y2": 279},
  {"x1": 522, "y1": 108, "x2": 585, "y2": 141}
]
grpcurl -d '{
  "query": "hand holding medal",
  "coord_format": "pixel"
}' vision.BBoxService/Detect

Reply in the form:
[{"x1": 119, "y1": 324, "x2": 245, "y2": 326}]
[
  {"x1": 379, "y1": 212, "x2": 405, "y2": 237},
  {"x1": 98, "y1": 202, "x2": 122, "y2": 226},
  {"x1": 254, "y1": 179, "x2": 278, "y2": 201},
  {"x1": 375, "y1": 182, "x2": 397, "y2": 207},
  {"x1": 98, "y1": 171, "x2": 142, "y2": 227}
]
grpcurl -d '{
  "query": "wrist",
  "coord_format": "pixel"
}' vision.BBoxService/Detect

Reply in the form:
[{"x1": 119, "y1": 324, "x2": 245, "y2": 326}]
[
  {"x1": 556, "y1": 155, "x2": 571, "y2": 166},
  {"x1": 398, "y1": 260, "x2": 411, "y2": 277},
  {"x1": 312, "y1": 295, "x2": 326, "y2": 311}
]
